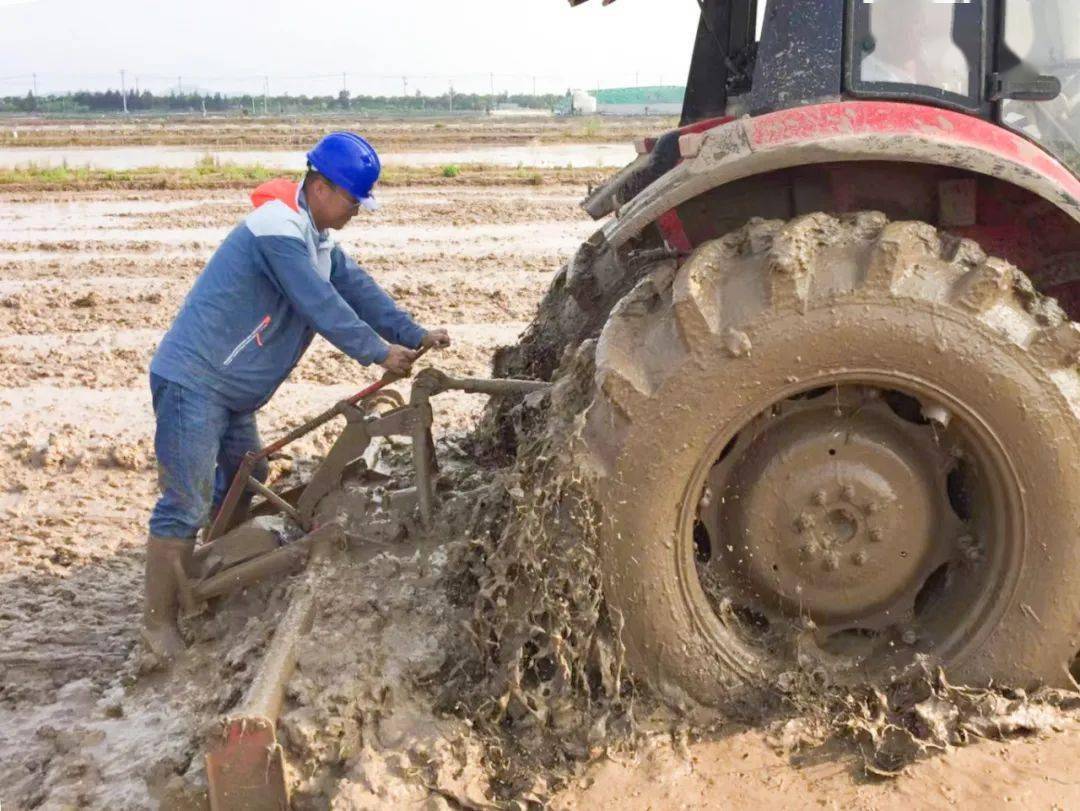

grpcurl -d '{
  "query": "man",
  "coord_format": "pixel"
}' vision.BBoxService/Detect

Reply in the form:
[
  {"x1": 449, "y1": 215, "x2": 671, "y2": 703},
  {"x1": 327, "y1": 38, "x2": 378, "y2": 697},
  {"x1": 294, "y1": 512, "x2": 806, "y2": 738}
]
[{"x1": 143, "y1": 131, "x2": 450, "y2": 660}]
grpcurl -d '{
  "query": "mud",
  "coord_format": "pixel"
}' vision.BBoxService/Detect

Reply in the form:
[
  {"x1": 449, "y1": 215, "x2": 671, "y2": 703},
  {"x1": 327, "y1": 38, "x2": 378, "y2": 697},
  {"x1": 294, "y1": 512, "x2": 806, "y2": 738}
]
[
  {"x1": 0, "y1": 144, "x2": 638, "y2": 171},
  {"x1": 0, "y1": 177, "x2": 589, "y2": 809},
  {"x1": 1, "y1": 128, "x2": 1079, "y2": 810},
  {"x1": 1, "y1": 115, "x2": 672, "y2": 150}
]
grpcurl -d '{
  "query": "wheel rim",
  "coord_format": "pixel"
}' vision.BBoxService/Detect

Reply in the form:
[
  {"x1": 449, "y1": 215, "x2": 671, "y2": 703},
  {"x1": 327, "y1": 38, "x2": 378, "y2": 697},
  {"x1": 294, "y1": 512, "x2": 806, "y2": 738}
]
[{"x1": 686, "y1": 375, "x2": 1023, "y2": 676}]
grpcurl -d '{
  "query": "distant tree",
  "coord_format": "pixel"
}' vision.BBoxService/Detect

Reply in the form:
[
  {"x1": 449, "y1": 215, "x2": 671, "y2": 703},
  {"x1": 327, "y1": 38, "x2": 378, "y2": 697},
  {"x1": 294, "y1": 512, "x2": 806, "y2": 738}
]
[{"x1": 0, "y1": 88, "x2": 604, "y2": 116}]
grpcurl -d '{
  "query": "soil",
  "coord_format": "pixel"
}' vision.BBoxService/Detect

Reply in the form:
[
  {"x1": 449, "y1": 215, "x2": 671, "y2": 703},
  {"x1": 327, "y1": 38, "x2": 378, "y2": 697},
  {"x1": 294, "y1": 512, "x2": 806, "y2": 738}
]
[
  {"x1": 0, "y1": 114, "x2": 674, "y2": 150},
  {"x1": 1, "y1": 124, "x2": 1078, "y2": 810}
]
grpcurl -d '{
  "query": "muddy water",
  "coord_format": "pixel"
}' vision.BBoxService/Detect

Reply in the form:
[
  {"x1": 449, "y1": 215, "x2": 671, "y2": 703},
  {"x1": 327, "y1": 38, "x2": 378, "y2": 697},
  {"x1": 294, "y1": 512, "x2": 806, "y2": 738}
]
[
  {"x1": 0, "y1": 142, "x2": 637, "y2": 170},
  {"x1": 0, "y1": 191, "x2": 599, "y2": 256},
  {"x1": 0, "y1": 183, "x2": 585, "y2": 807},
  {"x1": 3, "y1": 178, "x2": 1079, "y2": 809}
]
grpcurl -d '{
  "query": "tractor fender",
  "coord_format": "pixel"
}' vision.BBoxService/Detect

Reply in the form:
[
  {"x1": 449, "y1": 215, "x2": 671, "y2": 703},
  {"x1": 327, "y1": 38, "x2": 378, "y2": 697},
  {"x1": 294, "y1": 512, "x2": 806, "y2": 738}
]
[{"x1": 603, "y1": 100, "x2": 1080, "y2": 252}]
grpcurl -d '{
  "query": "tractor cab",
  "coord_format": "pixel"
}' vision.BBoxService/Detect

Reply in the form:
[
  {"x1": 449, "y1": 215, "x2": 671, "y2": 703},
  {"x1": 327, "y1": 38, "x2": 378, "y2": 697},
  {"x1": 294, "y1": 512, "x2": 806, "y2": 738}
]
[
  {"x1": 576, "y1": 0, "x2": 1079, "y2": 174},
  {"x1": 847, "y1": 0, "x2": 1079, "y2": 173}
]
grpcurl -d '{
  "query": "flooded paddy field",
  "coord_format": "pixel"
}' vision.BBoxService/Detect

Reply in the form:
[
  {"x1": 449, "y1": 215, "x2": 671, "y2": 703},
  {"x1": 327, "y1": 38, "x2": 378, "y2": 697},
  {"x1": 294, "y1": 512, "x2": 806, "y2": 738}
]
[{"x1": 1, "y1": 116, "x2": 1077, "y2": 810}]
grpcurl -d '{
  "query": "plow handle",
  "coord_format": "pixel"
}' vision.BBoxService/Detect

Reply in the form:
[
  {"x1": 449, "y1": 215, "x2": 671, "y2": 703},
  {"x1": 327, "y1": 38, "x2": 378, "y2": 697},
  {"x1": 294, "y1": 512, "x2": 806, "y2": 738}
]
[{"x1": 205, "y1": 346, "x2": 431, "y2": 541}]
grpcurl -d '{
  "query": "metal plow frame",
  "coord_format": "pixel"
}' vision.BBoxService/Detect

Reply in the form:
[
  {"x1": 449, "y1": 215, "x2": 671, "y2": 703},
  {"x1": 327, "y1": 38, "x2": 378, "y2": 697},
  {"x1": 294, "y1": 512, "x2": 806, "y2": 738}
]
[{"x1": 198, "y1": 368, "x2": 548, "y2": 807}]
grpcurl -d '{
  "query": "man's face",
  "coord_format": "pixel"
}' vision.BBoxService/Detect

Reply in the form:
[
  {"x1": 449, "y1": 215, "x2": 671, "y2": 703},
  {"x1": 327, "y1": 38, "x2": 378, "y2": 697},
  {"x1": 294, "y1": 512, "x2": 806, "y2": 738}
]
[{"x1": 310, "y1": 176, "x2": 362, "y2": 231}]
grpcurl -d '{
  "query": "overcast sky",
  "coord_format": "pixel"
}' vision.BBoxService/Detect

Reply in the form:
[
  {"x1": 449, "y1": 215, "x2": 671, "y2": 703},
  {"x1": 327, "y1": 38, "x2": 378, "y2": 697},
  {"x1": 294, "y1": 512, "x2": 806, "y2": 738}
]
[{"x1": 0, "y1": 0, "x2": 701, "y2": 97}]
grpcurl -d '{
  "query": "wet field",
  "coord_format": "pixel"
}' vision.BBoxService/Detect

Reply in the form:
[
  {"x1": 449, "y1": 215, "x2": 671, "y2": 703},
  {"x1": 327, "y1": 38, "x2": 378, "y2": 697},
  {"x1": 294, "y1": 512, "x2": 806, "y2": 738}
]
[{"x1": 1, "y1": 115, "x2": 1078, "y2": 810}]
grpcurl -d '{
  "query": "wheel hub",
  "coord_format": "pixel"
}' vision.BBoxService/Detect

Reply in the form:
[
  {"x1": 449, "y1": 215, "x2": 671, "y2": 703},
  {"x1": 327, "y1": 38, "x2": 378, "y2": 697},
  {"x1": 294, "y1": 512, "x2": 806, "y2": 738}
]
[{"x1": 710, "y1": 389, "x2": 961, "y2": 628}]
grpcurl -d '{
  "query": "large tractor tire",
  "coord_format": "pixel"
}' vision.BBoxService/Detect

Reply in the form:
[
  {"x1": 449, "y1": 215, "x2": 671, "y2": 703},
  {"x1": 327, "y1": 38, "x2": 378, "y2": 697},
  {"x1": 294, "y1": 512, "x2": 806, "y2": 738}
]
[{"x1": 584, "y1": 212, "x2": 1080, "y2": 708}]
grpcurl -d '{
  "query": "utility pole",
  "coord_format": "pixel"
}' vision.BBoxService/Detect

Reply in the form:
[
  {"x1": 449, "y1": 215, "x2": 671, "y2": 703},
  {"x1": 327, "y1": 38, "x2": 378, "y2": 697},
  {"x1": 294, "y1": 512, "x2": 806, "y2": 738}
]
[
  {"x1": 134, "y1": 75, "x2": 139, "y2": 95},
  {"x1": 532, "y1": 76, "x2": 537, "y2": 96},
  {"x1": 263, "y1": 75, "x2": 269, "y2": 115},
  {"x1": 448, "y1": 82, "x2": 454, "y2": 113},
  {"x1": 120, "y1": 69, "x2": 129, "y2": 114},
  {"x1": 342, "y1": 72, "x2": 347, "y2": 95},
  {"x1": 177, "y1": 76, "x2": 182, "y2": 94},
  {"x1": 402, "y1": 76, "x2": 407, "y2": 97},
  {"x1": 32, "y1": 72, "x2": 37, "y2": 96}
]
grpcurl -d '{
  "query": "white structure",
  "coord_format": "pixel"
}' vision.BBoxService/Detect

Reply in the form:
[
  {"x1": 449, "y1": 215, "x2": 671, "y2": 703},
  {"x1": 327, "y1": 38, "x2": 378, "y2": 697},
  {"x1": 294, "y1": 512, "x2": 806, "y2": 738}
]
[
  {"x1": 490, "y1": 104, "x2": 553, "y2": 118},
  {"x1": 570, "y1": 90, "x2": 598, "y2": 115}
]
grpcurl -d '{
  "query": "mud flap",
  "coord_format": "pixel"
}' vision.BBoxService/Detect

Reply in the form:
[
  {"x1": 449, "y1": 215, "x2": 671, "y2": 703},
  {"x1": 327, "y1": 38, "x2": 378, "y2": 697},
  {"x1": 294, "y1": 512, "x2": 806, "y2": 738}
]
[{"x1": 205, "y1": 716, "x2": 288, "y2": 810}]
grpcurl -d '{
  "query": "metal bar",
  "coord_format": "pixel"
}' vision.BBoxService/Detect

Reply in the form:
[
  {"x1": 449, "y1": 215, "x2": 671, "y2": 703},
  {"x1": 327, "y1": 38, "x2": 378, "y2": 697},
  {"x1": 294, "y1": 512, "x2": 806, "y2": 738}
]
[
  {"x1": 410, "y1": 368, "x2": 549, "y2": 401},
  {"x1": 193, "y1": 527, "x2": 324, "y2": 603},
  {"x1": 244, "y1": 537, "x2": 330, "y2": 719},
  {"x1": 205, "y1": 528, "x2": 338, "y2": 810},
  {"x1": 406, "y1": 370, "x2": 548, "y2": 528},
  {"x1": 411, "y1": 400, "x2": 435, "y2": 529},
  {"x1": 444, "y1": 377, "x2": 550, "y2": 396},
  {"x1": 206, "y1": 455, "x2": 257, "y2": 542},
  {"x1": 247, "y1": 476, "x2": 309, "y2": 531},
  {"x1": 204, "y1": 346, "x2": 430, "y2": 543},
  {"x1": 296, "y1": 421, "x2": 374, "y2": 521}
]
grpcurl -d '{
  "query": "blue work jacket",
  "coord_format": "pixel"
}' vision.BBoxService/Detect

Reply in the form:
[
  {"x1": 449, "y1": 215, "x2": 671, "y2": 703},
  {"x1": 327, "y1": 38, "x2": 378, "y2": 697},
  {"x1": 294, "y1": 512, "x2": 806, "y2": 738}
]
[{"x1": 150, "y1": 179, "x2": 425, "y2": 413}]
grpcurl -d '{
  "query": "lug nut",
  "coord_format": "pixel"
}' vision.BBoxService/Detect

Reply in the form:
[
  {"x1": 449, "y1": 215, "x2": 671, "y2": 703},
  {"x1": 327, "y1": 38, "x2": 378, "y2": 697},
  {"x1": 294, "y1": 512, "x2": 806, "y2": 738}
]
[
  {"x1": 959, "y1": 534, "x2": 982, "y2": 563},
  {"x1": 869, "y1": 528, "x2": 885, "y2": 543},
  {"x1": 841, "y1": 485, "x2": 856, "y2": 502},
  {"x1": 901, "y1": 629, "x2": 918, "y2": 645},
  {"x1": 823, "y1": 553, "x2": 840, "y2": 572},
  {"x1": 852, "y1": 550, "x2": 869, "y2": 566},
  {"x1": 812, "y1": 490, "x2": 827, "y2": 506},
  {"x1": 796, "y1": 512, "x2": 816, "y2": 532}
]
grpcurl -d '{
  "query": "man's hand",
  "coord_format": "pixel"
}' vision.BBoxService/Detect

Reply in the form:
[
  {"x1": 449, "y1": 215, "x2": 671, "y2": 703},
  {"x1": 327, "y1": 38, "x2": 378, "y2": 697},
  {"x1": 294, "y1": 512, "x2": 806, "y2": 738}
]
[
  {"x1": 420, "y1": 328, "x2": 452, "y2": 350},
  {"x1": 380, "y1": 344, "x2": 418, "y2": 376}
]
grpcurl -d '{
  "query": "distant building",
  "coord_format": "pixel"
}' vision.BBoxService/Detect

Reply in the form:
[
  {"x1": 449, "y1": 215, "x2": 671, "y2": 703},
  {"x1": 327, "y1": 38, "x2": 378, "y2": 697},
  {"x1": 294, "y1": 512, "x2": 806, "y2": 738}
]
[
  {"x1": 559, "y1": 86, "x2": 685, "y2": 116},
  {"x1": 569, "y1": 90, "x2": 598, "y2": 115},
  {"x1": 594, "y1": 86, "x2": 684, "y2": 116}
]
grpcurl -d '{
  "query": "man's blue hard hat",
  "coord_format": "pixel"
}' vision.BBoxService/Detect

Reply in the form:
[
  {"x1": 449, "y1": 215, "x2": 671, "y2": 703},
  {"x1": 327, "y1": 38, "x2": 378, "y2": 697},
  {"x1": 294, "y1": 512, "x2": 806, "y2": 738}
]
[{"x1": 306, "y1": 132, "x2": 381, "y2": 210}]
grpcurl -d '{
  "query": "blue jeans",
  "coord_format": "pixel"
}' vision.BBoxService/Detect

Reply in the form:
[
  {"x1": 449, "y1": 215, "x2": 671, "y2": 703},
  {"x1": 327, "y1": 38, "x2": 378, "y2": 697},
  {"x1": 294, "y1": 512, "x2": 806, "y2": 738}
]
[{"x1": 149, "y1": 373, "x2": 269, "y2": 539}]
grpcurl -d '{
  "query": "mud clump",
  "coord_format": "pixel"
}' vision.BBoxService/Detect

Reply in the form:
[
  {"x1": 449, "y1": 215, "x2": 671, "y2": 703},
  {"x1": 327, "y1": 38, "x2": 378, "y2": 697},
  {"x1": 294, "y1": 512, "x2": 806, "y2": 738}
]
[
  {"x1": 72, "y1": 291, "x2": 102, "y2": 308},
  {"x1": 105, "y1": 441, "x2": 151, "y2": 471},
  {"x1": 265, "y1": 339, "x2": 634, "y2": 807},
  {"x1": 442, "y1": 340, "x2": 636, "y2": 797},
  {"x1": 18, "y1": 429, "x2": 87, "y2": 470},
  {"x1": 833, "y1": 668, "x2": 1080, "y2": 777}
]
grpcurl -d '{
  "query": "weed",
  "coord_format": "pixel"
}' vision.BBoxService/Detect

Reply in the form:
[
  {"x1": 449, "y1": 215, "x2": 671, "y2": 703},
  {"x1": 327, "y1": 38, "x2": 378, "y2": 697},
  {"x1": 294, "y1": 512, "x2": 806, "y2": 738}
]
[{"x1": 442, "y1": 164, "x2": 461, "y2": 178}]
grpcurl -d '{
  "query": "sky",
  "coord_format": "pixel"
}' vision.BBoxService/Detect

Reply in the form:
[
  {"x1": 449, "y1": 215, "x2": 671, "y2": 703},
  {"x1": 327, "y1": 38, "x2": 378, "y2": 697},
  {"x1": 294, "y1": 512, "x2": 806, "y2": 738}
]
[{"x1": 0, "y1": 0, "x2": 702, "y2": 97}]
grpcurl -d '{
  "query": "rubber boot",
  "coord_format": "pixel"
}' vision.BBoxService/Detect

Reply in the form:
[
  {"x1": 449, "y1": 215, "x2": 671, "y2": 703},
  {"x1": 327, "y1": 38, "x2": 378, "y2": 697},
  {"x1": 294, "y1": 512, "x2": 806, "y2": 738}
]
[{"x1": 141, "y1": 535, "x2": 195, "y2": 663}]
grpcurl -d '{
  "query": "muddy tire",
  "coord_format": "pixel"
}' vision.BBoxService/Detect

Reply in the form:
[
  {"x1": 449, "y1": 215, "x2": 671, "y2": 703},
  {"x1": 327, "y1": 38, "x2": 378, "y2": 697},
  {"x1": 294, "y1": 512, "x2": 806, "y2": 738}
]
[{"x1": 584, "y1": 212, "x2": 1080, "y2": 707}]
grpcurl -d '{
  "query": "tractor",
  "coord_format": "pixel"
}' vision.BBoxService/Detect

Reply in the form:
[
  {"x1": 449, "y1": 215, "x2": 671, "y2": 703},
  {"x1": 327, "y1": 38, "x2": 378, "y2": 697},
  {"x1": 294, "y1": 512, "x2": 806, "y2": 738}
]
[
  {"x1": 198, "y1": 1, "x2": 1079, "y2": 802},
  {"x1": 492, "y1": 0, "x2": 1080, "y2": 706}
]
